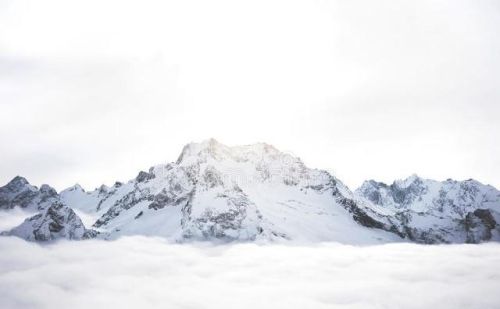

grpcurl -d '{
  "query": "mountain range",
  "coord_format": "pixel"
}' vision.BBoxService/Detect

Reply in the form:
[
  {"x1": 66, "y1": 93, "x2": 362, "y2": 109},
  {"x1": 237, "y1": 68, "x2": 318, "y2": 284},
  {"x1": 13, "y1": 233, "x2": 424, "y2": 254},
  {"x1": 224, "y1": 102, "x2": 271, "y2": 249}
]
[{"x1": 1, "y1": 139, "x2": 499, "y2": 244}]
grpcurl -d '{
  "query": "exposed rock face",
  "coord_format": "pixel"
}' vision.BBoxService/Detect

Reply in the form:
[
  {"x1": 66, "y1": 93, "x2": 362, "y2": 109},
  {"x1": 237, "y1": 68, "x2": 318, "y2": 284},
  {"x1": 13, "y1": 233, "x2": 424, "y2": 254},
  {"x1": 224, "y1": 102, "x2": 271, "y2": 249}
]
[
  {"x1": 136, "y1": 171, "x2": 155, "y2": 183},
  {"x1": 0, "y1": 176, "x2": 59, "y2": 210},
  {"x1": 78, "y1": 139, "x2": 398, "y2": 243},
  {"x1": 3, "y1": 140, "x2": 500, "y2": 244},
  {"x1": 464, "y1": 209, "x2": 497, "y2": 243},
  {"x1": 0, "y1": 178, "x2": 97, "y2": 241},
  {"x1": 355, "y1": 175, "x2": 500, "y2": 243},
  {"x1": 2, "y1": 202, "x2": 97, "y2": 241}
]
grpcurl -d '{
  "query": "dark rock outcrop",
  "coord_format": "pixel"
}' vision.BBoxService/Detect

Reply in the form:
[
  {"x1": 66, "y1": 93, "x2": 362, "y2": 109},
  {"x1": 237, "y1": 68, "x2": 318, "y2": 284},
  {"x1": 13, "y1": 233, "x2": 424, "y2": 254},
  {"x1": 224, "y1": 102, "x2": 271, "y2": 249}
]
[
  {"x1": 0, "y1": 176, "x2": 59, "y2": 210},
  {"x1": 3, "y1": 202, "x2": 97, "y2": 241}
]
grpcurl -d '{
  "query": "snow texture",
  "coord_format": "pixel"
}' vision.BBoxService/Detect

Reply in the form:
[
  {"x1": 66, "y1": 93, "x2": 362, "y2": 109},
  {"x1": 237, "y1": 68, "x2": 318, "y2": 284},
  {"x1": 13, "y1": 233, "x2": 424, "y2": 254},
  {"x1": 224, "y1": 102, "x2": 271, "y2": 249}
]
[
  {"x1": 1, "y1": 139, "x2": 499, "y2": 244},
  {"x1": 355, "y1": 175, "x2": 500, "y2": 243},
  {"x1": 2, "y1": 202, "x2": 96, "y2": 241}
]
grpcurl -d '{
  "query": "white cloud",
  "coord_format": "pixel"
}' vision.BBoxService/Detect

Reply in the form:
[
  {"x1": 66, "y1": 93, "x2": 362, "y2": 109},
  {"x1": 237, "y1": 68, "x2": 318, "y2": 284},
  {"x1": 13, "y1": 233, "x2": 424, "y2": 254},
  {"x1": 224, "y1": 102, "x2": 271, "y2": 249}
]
[
  {"x1": 0, "y1": 209, "x2": 35, "y2": 232},
  {"x1": 0, "y1": 236, "x2": 499, "y2": 309}
]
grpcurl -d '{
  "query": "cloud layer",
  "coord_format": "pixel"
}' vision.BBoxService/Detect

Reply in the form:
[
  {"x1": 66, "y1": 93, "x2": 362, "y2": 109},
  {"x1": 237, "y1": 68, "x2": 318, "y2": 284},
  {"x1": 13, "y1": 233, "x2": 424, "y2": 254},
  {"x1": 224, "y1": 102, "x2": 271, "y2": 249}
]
[
  {"x1": 0, "y1": 209, "x2": 36, "y2": 232},
  {"x1": 0, "y1": 236, "x2": 499, "y2": 309}
]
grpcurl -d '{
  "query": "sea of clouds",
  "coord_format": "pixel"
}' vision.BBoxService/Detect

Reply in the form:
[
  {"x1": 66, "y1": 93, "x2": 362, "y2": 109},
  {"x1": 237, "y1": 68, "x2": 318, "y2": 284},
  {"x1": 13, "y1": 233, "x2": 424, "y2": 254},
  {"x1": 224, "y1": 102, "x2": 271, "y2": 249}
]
[
  {"x1": 0, "y1": 236, "x2": 499, "y2": 309},
  {"x1": 0, "y1": 209, "x2": 36, "y2": 232}
]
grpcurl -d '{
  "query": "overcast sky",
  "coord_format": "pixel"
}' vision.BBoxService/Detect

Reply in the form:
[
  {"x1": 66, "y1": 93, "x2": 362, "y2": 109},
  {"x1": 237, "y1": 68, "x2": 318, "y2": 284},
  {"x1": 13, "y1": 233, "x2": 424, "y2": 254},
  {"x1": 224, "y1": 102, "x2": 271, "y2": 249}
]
[{"x1": 0, "y1": 0, "x2": 499, "y2": 191}]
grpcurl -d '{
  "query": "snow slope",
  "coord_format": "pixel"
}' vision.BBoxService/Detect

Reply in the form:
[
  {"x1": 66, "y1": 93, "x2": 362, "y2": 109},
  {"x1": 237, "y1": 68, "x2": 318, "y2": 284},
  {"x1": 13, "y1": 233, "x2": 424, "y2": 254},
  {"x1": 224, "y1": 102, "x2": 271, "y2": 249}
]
[
  {"x1": 85, "y1": 139, "x2": 399, "y2": 243},
  {"x1": 1, "y1": 139, "x2": 500, "y2": 244},
  {"x1": 355, "y1": 175, "x2": 500, "y2": 243}
]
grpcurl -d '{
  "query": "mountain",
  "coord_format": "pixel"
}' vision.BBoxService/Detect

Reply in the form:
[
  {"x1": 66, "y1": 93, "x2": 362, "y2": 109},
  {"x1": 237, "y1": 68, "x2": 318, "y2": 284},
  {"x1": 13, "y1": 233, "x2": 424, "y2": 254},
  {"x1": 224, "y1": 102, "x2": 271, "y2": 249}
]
[
  {"x1": 0, "y1": 176, "x2": 59, "y2": 210},
  {"x1": 355, "y1": 175, "x2": 500, "y2": 243},
  {"x1": 1, "y1": 201, "x2": 97, "y2": 241},
  {"x1": 61, "y1": 139, "x2": 398, "y2": 243},
  {"x1": 1, "y1": 139, "x2": 499, "y2": 244},
  {"x1": 0, "y1": 177, "x2": 97, "y2": 241}
]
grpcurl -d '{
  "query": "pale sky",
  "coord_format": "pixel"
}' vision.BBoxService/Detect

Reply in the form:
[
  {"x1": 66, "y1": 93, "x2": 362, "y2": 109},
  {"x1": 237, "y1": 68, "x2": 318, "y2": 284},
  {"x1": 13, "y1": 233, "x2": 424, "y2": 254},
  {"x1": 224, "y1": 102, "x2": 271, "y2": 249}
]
[{"x1": 0, "y1": 0, "x2": 499, "y2": 191}]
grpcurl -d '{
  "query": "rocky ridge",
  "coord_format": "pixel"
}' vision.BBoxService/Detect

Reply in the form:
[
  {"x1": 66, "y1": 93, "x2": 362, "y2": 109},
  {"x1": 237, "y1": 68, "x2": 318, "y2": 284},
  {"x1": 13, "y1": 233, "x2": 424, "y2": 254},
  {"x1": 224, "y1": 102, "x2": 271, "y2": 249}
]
[
  {"x1": 1, "y1": 139, "x2": 499, "y2": 244},
  {"x1": 355, "y1": 175, "x2": 500, "y2": 243}
]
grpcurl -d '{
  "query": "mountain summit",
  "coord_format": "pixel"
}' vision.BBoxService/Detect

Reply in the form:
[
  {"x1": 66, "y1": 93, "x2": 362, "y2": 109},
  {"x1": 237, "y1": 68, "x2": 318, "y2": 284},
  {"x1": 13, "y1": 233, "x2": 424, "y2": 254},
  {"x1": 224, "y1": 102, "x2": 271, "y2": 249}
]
[
  {"x1": 1, "y1": 140, "x2": 499, "y2": 244},
  {"x1": 85, "y1": 139, "x2": 396, "y2": 243},
  {"x1": 356, "y1": 175, "x2": 500, "y2": 243}
]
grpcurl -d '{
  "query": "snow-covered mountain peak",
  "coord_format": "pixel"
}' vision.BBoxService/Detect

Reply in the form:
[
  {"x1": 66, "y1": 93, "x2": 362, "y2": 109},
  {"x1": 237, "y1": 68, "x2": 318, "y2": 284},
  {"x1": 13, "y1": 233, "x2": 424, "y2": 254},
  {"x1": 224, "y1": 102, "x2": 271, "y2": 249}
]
[
  {"x1": 5, "y1": 176, "x2": 31, "y2": 189},
  {"x1": 176, "y1": 138, "x2": 225, "y2": 163},
  {"x1": 0, "y1": 176, "x2": 59, "y2": 210},
  {"x1": 394, "y1": 174, "x2": 423, "y2": 188},
  {"x1": 2, "y1": 201, "x2": 97, "y2": 241},
  {"x1": 62, "y1": 184, "x2": 85, "y2": 193},
  {"x1": 359, "y1": 179, "x2": 387, "y2": 190},
  {"x1": 355, "y1": 176, "x2": 500, "y2": 243},
  {"x1": 40, "y1": 184, "x2": 57, "y2": 196},
  {"x1": 67, "y1": 140, "x2": 397, "y2": 243},
  {"x1": 177, "y1": 139, "x2": 298, "y2": 166},
  {"x1": 357, "y1": 175, "x2": 434, "y2": 207},
  {"x1": 1, "y1": 176, "x2": 37, "y2": 195},
  {"x1": 3, "y1": 142, "x2": 499, "y2": 244},
  {"x1": 358, "y1": 176, "x2": 500, "y2": 212}
]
